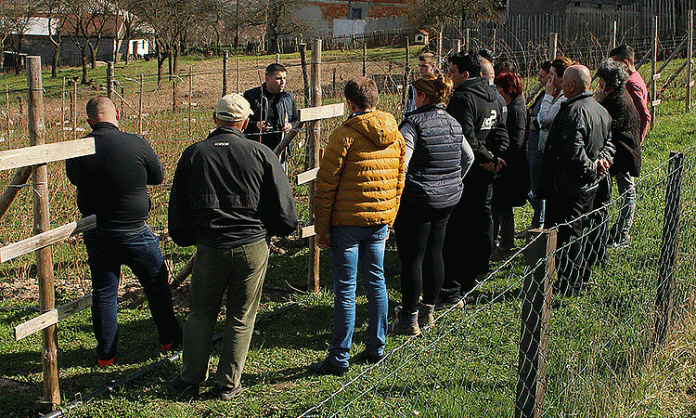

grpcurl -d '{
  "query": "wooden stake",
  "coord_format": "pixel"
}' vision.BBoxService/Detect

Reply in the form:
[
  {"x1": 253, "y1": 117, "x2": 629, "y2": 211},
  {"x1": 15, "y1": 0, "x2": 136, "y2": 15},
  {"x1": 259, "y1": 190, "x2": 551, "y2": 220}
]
[
  {"x1": 300, "y1": 44, "x2": 310, "y2": 107},
  {"x1": 308, "y1": 39, "x2": 322, "y2": 293},
  {"x1": 138, "y1": 74, "x2": 143, "y2": 135},
  {"x1": 106, "y1": 61, "x2": 114, "y2": 99},
  {"x1": 188, "y1": 65, "x2": 193, "y2": 140},
  {"x1": 610, "y1": 20, "x2": 617, "y2": 52},
  {"x1": 363, "y1": 43, "x2": 367, "y2": 77},
  {"x1": 5, "y1": 84, "x2": 10, "y2": 148},
  {"x1": 61, "y1": 78, "x2": 65, "y2": 142},
  {"x1": 651, "y1": 15, "x2": 658, "y2": 131},
  {"x1": 27, "y1": 56, "x2": 60, "y2": 410},
  {"x1": 222, "y1": 51, "x2": 228, "y2": 97},
  {"x1": 72, "y1": 82, "x2": 77, "y2": 141},
  {"x1": 549, "y1": 33, "x2": 558, "y2": 60},
  {"x1": 687, "y1": 10, "x2": 693, "y2": 112}
]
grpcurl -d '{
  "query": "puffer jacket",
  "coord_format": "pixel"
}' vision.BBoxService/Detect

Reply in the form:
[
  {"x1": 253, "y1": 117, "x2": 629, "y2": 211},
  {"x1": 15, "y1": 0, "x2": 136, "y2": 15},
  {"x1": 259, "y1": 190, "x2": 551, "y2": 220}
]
[{"x1": 314, "y1": 110, "x2": 406, "y2": 235}]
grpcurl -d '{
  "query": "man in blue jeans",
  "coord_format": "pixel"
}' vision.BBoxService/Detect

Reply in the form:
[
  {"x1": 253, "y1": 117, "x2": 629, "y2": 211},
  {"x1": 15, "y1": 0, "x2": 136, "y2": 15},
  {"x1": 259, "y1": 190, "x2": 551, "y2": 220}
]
[
  {"x1": 66, "y1": 96, "x2": 182, "y2": 367},
  {"x1": 311, "y1": 77, "x2": 405, "y2": 376}
]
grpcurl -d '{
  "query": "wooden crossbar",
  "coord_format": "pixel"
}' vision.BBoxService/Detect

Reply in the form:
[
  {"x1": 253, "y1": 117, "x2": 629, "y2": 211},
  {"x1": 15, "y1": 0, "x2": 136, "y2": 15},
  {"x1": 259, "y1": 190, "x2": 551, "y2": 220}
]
[
  {"x1": 14, "y1": 294, "x2": 92, "y2": 341},
  {"x1": 299, "y1": 103, "x2": 345, "y2": 123},
  {"x1": 297, "y1": 167, "x2": 319, "y2": 185},
  {"x1": 301, "y1": 225, "x2": 316, "y2": 238},
  {"x1": 0, "y1": 137, "x2": 95, "y2": 171},
  {"x1": 0, "y1": 215, "x2": 96, "y2": 263}
]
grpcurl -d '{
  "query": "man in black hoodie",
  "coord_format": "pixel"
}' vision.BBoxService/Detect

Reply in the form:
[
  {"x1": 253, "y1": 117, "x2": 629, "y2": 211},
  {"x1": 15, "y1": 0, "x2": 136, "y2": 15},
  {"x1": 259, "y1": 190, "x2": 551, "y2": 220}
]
[{"x1": 439, "y1": 50, "x2": 508, "y2": 307}]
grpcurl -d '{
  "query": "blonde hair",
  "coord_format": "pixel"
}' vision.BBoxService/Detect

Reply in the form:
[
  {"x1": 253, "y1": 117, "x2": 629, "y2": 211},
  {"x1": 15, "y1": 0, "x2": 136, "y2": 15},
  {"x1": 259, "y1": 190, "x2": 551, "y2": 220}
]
[{"x1": 412, "y1": 73, "x2": 453, "y2": 105}]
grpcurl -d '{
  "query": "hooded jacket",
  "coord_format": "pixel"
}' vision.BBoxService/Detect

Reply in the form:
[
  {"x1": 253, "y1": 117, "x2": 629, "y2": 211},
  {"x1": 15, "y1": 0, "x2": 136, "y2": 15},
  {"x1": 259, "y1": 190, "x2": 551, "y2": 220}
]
[
  {"x1": 446, "y1": 76, "x2": 504, "y2": 165},
  {"x1": 314, "y1": 110, "x2": 406, "y2": 235}
]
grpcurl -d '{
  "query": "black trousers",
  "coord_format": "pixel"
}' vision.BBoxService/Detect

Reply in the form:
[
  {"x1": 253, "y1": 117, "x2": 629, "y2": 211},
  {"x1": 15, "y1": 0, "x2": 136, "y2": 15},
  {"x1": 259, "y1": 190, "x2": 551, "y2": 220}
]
[
  {"x1": 545, "y1": 189, "x2": 597, "y2": 286},
  {"x1": 440, "y1": 169, "x2": 494, "y2": 302},
  {"x1": 394, "y1": 201, "x2": 454, "y2": 314}
]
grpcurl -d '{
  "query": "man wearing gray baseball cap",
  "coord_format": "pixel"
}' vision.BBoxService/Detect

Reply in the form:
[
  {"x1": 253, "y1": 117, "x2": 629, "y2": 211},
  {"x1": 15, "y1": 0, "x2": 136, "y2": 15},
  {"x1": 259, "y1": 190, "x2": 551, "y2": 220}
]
[{"x1": 167, "y1": 93, "x2": 298, "y2": 400}]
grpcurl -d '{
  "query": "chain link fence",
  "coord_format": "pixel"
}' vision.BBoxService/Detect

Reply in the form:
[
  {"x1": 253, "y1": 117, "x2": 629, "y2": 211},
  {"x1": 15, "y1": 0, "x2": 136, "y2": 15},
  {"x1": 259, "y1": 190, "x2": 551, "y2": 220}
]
[{"x1": 298, "y1": 147, "x2": 696, "y2": 417}]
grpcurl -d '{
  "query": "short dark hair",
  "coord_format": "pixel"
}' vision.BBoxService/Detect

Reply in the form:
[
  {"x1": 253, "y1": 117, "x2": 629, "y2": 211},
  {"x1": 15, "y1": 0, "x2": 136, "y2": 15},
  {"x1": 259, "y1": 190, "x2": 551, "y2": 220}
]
[
  {"x1": 494, "y1": 58, "x2": 516, "y2": 76},
  {"x1": 540, "y1": 60, "x2": 552, "y2": 72},
  {"x1": 448, "y1": 50, "x2": 480, "y2": 78},
  {"x1": 596, "y1": 59, "x2": 630, "y2": 91},
  {"x1": 609, "y1": 44, "x2": 635, "y2": 65},
  {"x1": 344, "y1": 77, "x2": 379, "y2": 109},
  {"x1": 418, "y1": 52, "x2": 436, "y2": 66},
  {"x1": 86, "y1": 96, "x2": 115, "y2": 121},
  {"x1": 266, "y1": 63, "x2": 287, "y2": 76}
]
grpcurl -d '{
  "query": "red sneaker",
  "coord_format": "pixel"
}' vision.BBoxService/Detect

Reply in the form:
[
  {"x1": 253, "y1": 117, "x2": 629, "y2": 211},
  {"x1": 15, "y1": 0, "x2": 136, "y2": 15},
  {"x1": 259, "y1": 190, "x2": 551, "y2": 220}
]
[{"x1": 98, "y1": 358, "x2": 114, "y2": 367}]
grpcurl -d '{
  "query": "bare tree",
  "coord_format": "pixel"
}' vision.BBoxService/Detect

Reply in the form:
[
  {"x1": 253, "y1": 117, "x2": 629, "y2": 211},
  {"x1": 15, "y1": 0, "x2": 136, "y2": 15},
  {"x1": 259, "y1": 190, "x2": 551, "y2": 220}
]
[
  {"x1": 407, "y1": 0, "x2": 503, "y2": 33},
  {"x1": 44, "y1": 0, "x2": 67, "y2": 78},
  {"x1": 61, "y1": 0, "x2": 114, "y2": 83},
  {"x1": 2, "y1": 0, "x2": 40, "y2": 74}
]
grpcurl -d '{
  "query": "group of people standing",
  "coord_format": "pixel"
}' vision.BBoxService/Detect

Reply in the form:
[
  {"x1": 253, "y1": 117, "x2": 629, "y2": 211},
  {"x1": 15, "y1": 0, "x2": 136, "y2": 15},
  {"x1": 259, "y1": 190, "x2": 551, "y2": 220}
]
[{"x1": 65, "y1": 45, "x2": 649, "y2": 395}]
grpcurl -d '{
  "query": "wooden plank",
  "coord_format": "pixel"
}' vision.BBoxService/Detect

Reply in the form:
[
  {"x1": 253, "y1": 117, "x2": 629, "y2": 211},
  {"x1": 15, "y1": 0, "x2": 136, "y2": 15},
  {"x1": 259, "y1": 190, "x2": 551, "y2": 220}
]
[
  {"x1": 297, "y1": 167, "x2": 319, "y2": 185},
  {"x1": 0, "y1": 215, "x2": 96, "y2": 263},
  {"x1": 14, "y1": 294, "x2": 92, "y2": 341},
  {"x1": 0, "y1": 137, "x2": 95, "y2": 171},
  {"x1": 301, "y1": 225, "x2": 316, "y2": 238},
  {"x1": 299, "y1": 103, "x2": 344, "y2": 123},
  {"x1": 652, "y1": 99, "x2": 662, "y2": 106}
]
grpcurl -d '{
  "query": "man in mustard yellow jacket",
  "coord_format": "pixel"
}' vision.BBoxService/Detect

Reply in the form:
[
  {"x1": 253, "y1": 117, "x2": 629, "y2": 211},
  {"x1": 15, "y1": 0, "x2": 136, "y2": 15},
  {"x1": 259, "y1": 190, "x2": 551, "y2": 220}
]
[{"x1": 310, "y1": 77, "x2": 406, "y2": 376}]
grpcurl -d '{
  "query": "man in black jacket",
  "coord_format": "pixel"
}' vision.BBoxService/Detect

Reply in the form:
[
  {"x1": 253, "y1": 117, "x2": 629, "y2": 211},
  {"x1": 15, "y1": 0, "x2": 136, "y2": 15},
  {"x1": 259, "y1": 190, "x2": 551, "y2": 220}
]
[
  {"x1": 66, "y1": 96, "x2": 182, "y2": 367},
  {"x1": 243, "y1": 63, "x2": 299, "y2": 160},
  {"x1": 167, "y1": 94, "x2": 298, "y2": 400},
  {"x1": 539, "y1": 65, "x2": 615, "y2": 293},
  {"x1": 439, "y1": 50, "x2": 508, "y2": 307}
]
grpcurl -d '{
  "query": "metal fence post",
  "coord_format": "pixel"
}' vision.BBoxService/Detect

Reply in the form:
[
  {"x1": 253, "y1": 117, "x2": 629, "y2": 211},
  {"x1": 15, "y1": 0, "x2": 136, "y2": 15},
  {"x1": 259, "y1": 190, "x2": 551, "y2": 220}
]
[
  {"x1": 653, "y1": 152, "x2": 685, "y2": 346},
  {"x1": 516, "y1": 229, "x2": 557, "y2": 418}
]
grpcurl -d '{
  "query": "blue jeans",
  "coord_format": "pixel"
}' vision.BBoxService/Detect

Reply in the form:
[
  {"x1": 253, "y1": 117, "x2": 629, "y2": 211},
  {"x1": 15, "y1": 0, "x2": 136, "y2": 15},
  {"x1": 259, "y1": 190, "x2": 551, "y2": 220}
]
[
  {"x1": 328, "y1": 225, "x2": 389, "y2": 368},
  {"x1": 83, "y1": 224, "x2": 181, "y2": 361},
  {"x1": 610, "y1": 171, "x2": 636, "y2": 242}
]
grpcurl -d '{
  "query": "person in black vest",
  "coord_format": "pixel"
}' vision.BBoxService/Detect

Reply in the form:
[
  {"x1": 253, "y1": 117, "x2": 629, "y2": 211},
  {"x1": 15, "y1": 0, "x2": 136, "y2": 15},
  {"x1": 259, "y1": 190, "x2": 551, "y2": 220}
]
[
  {"x1": 66, "y1": 96, "x2": 182, "y2": 367},
  {"x1": 439, "y1": 50, "x2": 508, "y2": 308},
  {"x1": 391, "y1": 74, "x2": 474, "y2": 334}
]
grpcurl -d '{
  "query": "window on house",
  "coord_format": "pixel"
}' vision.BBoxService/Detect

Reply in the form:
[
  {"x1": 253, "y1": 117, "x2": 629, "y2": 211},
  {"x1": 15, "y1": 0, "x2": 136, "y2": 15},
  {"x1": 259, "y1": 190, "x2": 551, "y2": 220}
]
[{"x1": 351, "y1": 8, "x2": 362, "y2": 19}]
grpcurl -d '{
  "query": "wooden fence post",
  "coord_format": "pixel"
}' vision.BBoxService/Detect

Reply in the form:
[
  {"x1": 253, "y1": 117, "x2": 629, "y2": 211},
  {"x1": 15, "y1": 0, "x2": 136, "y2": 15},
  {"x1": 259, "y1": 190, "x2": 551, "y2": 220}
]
[
  {"x1": 138, "y1": 74, "x2": 144, "y2": 136},
  {"x1": 653, "y1": 152, "x2": 684, "y2": 346},
  {"x1": 236, "y1": 58, "x2": 240, "y2": 93},
  {"x1": 27, "y1": 56, "x2": 60, "y2": 411},
  {"x1": 72, "y1": 81, "x2": 77, "y2": 141},
  {"x1": 222, "y1": 51, "x2": 228, "y2": 97},
  {"x1": 61, "y1": 78, "x2": 66, "y2": 142},
  {"x1": 453, "y1": 38, "x2": 461, "y2": 55},
  {"x1": 308, "y1": 39, "x2": 322, "y2": 293},
  {"x1": 172, "y1": 74, "x2": 178, "y2": 112},
  {"x1": 403, "y1": 38, "x2": 410, "y2": 111},
  {"x1": 651, "y1": 15, "x2": 658, "y2": 131},
  {"x1": 188, "y1": 65, "x2": 193, "y2": 140},
  {"x1": 516, "y1": 229, "x2": 556, "y2": 418},
  {"x1": 610, "y1": 20, "x2": 617, "y2": 52},
  {"x1": 106, "y1": 61, "x2": 114, "y2": 99},
  {"x1": 687, "y1": 10, "x2": 693, "y2": 112},
  {"x1": 5, "y1": 84, "x2": 10, "y2": 147},
  {"x1": 363, "y1": 43, "x2": 367, "y2": 77},
  {"x1": 549, "y1": 33, "x2": 558, "y2": 60},
  {"x1": 300, "y1": 44, "x2": 310, "y2": 107},
  {"x1": 465, "y1": 28, "x2": 470, "y2": 51}
]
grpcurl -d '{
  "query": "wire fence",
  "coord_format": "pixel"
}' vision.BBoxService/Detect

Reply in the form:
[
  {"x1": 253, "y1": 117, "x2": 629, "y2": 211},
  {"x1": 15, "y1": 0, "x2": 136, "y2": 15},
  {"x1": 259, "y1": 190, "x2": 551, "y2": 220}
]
[{"x1": 297, "y1": 147, "x2": 696, "y2": 417}]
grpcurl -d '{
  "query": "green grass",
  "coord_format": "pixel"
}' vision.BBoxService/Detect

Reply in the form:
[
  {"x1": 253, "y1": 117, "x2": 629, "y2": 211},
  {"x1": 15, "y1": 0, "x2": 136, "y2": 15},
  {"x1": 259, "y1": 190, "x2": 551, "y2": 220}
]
[{"x1": 1, "y1": 48, "x2": 696, "y2": 417}]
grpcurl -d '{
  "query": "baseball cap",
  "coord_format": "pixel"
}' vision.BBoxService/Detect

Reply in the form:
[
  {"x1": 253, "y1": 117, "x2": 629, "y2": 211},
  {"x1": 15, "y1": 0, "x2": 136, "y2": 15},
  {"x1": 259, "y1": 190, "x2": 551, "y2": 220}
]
[{"x1": 215, "y1": 94, "x2": 253, "y2": 122}]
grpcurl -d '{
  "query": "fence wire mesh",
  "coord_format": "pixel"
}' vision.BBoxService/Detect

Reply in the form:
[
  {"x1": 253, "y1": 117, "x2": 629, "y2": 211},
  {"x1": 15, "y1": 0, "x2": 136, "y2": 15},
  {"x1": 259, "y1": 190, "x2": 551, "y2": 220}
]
[{"x1": 298, "y1": 148, "x2": 696, "y2": 417}]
